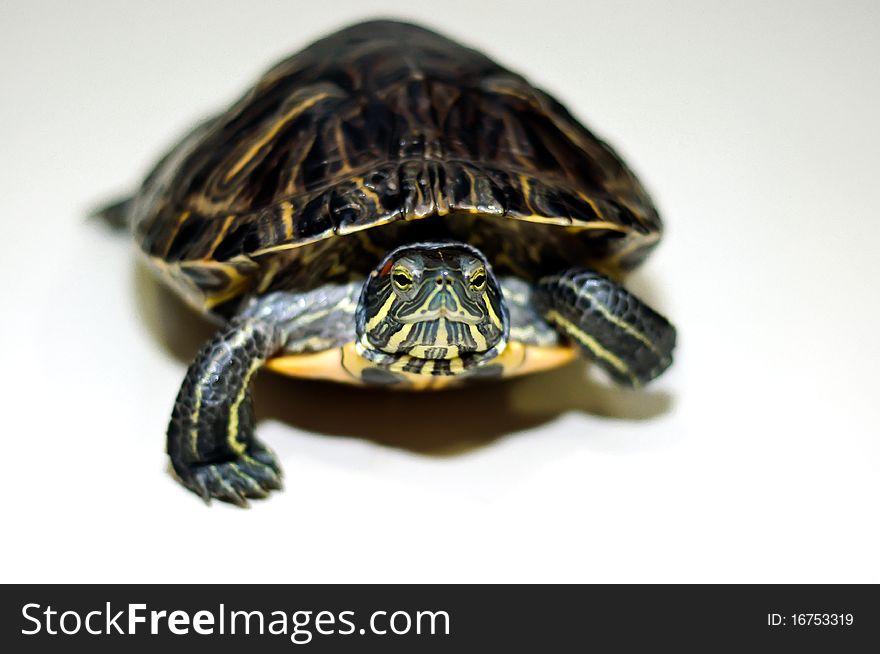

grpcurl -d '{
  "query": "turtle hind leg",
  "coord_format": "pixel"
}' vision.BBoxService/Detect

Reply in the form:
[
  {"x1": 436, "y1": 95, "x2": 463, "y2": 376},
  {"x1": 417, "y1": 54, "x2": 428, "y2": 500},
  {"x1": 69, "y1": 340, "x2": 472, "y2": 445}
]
[
  {"x1": 535, "y1": 268, "x2": 676, "y2": 388},
  {"x1": 167, "y1": 320, "x2": 283, "y2": 507}
]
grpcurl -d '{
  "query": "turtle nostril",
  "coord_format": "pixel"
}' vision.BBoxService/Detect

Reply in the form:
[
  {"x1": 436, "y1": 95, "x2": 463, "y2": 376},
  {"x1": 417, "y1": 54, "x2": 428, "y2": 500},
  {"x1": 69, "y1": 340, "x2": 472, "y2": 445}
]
[{"x1": 435, "y1": 277, "x2": 444, "y2": 286}]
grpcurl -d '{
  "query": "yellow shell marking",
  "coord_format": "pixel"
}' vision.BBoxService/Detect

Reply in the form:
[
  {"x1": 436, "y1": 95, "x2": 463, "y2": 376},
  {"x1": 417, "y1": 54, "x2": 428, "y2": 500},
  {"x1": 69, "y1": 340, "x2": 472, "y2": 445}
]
[{"x1": 224, "y1": 91, "x2": 331, "y2": 182}]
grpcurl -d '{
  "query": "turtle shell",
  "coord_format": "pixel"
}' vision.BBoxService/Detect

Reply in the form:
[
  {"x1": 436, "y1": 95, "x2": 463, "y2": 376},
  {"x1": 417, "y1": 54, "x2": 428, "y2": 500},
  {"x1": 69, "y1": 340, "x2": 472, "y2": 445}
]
[{"x1": 132, "y1": 20, "x2": 662, "y2": 314}]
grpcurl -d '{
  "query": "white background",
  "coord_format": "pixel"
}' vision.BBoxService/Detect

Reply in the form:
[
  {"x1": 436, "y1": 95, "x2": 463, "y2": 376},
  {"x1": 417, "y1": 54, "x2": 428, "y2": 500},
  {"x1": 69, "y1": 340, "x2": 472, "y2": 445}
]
[{"x1": 2, "y1": 0, "x2": 878, "y2": 583}]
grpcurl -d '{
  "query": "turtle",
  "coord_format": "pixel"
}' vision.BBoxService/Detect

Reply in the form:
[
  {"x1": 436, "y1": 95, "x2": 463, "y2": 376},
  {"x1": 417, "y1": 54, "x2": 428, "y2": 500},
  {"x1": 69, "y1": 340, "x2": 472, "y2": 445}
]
[{"x1": 112, "y1": 20, "x2": 676, "y2": 506}]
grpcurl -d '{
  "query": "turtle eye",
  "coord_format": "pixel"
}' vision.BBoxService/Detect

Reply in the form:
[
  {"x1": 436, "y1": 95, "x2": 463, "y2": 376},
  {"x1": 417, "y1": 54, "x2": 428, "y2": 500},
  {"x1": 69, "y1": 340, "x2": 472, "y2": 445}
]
[
  {"x1": 469, "y1": 268, "x2": 487, "y2": 291},
  {"x1": 392, "y1": 268, "x2": 413, "y2": 291}
]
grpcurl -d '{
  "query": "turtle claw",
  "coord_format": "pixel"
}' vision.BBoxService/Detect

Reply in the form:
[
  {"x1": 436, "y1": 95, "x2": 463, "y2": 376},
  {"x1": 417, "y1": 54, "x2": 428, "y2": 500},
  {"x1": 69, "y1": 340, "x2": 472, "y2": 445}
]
[
  {"x1": 178, "y1": 455, "x2": 283, "y2": 507},
  {"x1": 243, "y1": 453, "x2": 283, "y2": 490}
]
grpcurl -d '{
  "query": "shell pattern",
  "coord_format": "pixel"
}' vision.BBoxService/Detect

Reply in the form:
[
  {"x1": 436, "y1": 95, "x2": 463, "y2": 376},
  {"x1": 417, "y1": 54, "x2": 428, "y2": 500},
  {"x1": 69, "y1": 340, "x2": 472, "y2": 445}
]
[{"x1": 131, "y1": 21, "x2": 662, "y2": 313}]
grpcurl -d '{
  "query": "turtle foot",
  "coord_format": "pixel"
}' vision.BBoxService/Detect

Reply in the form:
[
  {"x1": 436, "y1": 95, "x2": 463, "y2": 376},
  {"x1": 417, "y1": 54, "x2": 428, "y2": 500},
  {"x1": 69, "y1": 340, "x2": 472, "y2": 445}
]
[{"x1": 176, "y1": 452, "x2": 283, "y2": 508}]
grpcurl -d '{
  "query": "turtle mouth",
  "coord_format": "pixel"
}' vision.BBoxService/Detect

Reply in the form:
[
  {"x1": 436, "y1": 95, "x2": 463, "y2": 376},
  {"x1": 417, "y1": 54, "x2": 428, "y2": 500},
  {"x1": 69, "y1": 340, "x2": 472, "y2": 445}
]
[{"x1": 399, "y1": 307, "x2": 483, "y2": 325}]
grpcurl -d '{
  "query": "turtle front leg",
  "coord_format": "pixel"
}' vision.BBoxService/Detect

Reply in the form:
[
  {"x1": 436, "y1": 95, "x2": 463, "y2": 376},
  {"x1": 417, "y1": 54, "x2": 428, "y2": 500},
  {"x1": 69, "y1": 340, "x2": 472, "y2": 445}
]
[
  {"x1": 535, "y1": 268, "x2": 676, "y2": 387},
  {"x1": 167, "y1": 319, "x2": 284, "y2": 506}
]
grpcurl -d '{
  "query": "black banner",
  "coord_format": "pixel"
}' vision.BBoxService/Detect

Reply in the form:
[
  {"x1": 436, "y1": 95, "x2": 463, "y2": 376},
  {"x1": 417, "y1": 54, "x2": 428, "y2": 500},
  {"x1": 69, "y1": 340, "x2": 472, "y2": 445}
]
[{"x1": 2, "y1": 584, "x2": 876, "y2": 651}]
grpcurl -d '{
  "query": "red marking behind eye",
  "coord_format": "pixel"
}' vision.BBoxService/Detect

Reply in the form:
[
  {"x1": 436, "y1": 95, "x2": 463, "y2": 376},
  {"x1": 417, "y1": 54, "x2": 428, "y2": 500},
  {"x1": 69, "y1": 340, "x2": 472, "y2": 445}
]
[{"x1": 379, "y1": 259, "x2": 394, "y2": 276}]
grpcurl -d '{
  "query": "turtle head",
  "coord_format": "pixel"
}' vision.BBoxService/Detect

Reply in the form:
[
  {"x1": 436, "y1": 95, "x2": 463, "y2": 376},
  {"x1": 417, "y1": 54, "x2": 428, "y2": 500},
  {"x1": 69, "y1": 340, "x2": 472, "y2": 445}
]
[{"x1": 356, "y1": 242, "x2": 508, "y2": 373}]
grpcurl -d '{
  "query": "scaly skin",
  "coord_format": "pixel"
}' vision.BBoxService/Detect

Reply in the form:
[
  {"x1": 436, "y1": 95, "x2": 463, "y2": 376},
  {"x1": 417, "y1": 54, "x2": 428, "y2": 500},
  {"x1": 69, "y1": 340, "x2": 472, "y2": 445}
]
[
  {"x1": 535, "y1": 269, "x2": 676, "y2": 387},
  {"x1": 167, "y1": 320, "x2": 284, "y2": 506}
]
